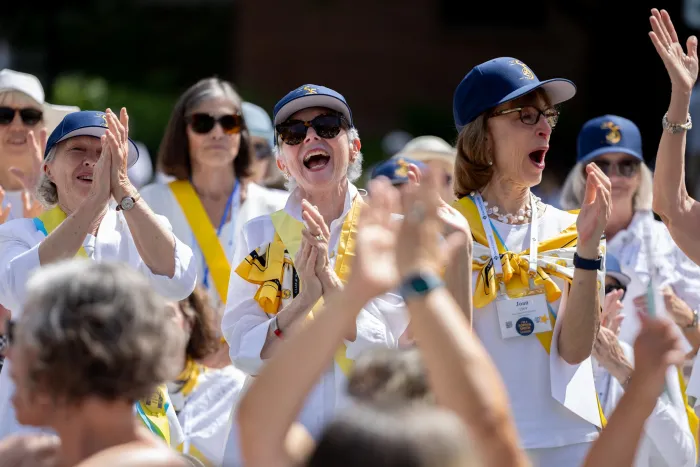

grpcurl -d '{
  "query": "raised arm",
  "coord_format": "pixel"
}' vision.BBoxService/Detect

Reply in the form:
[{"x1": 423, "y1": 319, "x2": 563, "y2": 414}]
[
  {"x1": 237, "y1": 179, "x2": 404, "y2": 467},
  {"x1": 395, "y1": 172, "x2": 527, "y2": 467},
  {"x1": 648, "y1": 9, "x2": 700, "y2": 264}
]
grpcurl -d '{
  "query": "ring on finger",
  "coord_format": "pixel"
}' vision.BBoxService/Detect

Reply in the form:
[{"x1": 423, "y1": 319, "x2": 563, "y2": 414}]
[{"x1": 315, "y1": 234, "x2": 324, "y2": 242}]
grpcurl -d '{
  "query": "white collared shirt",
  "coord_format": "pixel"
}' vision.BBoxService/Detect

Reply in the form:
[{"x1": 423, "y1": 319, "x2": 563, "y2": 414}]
[
  {"x1": 220, "y1": 182, "x2": 409, "y2": 465},
  {"x1": 0, "y1": 208, "x2": 198, "y2": 439}
]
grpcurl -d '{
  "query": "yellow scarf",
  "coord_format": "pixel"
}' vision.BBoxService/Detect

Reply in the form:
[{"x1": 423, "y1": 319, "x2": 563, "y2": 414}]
[
  {"x1": 175, "y1": 357, "x2": 204, "y2": 398},
  {"x1": 33, "y1": 207, "x2": 88, "y2": 257},
  {"x1": 678, "y1": 367, "x2": 700, "y2": 459},
  {"x1": 235, "y1": 197, "x2": 363, "y2": 376},
  {"x1": 452, "y1": 196, "x2": 608, "y2": 428},
  {"x1": 169, "y1": 180, "x2": 231, "y2": 303}
]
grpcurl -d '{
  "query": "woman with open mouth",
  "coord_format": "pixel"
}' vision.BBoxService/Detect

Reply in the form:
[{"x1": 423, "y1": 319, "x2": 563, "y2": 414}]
[
  {"x1": 220, "y1": 84, "x2": 409, "y2": 465},
  {"x1": 450, "y1": 57, "x2": 611, "y2": 466},
  {"x1": 0, "y1": 109, "x2": 196, "y2": 444}
]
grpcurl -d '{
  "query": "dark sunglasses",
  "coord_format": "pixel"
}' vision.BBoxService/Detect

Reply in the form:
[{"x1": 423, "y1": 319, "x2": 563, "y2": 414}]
[
  {"x1": 589, "y1": 159, "x2": 641, "y2": 178},
  {"x1": 186, "y1": 113, "x2": 243, "y2": 135},
  {"x1": 605, "y1": 284, "x2": 627, "y2": 300},
  {"x1": 491, "y1": 105, "x2": 559, "y2": 129},
  {"x1": 4, "y1": 319, "x2": 14, "y2": 347},
  {"x1": 0, "y1": 107, "x2": 43, "y2": 126},
  {"x1": 275, "y1": 114, "x2": 348, "y2": 146},
  {"x1": 253, "y1": 141, "x2": 273, "y2": 159}
]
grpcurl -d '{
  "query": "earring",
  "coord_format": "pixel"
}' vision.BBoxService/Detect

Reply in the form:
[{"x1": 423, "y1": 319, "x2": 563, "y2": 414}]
[{"x1": 488, "y1": 160, "x2": 493, "y2": 166}]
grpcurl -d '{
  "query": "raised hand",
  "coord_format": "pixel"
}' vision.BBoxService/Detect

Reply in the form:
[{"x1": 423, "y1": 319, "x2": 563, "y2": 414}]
[
  {"x1": 345, "y1": 178, "x2": 402, "y2": 300},
  {"x1": 293, "y1": 237, "x2": 322, "y2": 306},
  {"x1": 649, "y1": 9, "x2": 699, "y2": 93},
  {"x1": 0, "y1": 187, "x2": 11, "y2": 225},
  {"x1": 602, "y1": 289, "x2": 625, "y2": 335},
  {"x1": 300, "y1": 199, "x2": 340, "y2": 293},
  {"x1": 9, "y1": 129, "x2": 45, "y2": 195},
  {"x1": 576, "y1": 163, "x2": 611, "y2": 258},
  {"x1": 86, "y1": 135, "x2": 113, "y2": 206},
  {"x1": 104, "y1": 108, "x2": 135, "y2": 201}
]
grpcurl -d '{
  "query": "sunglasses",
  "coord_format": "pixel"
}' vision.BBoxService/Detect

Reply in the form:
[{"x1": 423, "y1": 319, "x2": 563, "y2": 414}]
[
  {"x1": 491, "y1": 106, "x2": 560, "y2": 129},
  {"x1": 0, "y1": 107, "x2": 43, "y2": 126},
  {"x1": 605, "y1": 284, "x2": 627, "y2": 300},
  {"x1": 253, "y1": 141, "x2": 273, "y2": 159},
  {"x1": 3, "y1": 319, "x2": 14, "y2": 347},
  {"x1": 589, "y1": 159, "x2": 641, "y2": 178},
  {"x1": 275, "y1": 114, "x2": 348, "y2": 146},
  {"x1": 186, "y1": 113, "x2": 243, "y2": 135}
]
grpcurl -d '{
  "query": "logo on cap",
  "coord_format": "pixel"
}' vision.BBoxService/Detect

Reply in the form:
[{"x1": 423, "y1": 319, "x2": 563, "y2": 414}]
[
  {"x1": 302, "y1": 86, "x2": 317, "y2": 95},
  {"x1": 601, "y1": 121, "x2": 621, "y2": 144},
  {"x1": 394, "y1": 158, "x2": 409, "y2": 178},
  {"x1": 96, "y1": 112, "x2": 108, "y2": 127},
  {"x1": 509, "y1": 59, "x2": 535, "y2": 80}
]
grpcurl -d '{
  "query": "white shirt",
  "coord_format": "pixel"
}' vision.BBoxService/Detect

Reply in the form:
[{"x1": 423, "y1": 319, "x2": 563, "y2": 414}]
[
  {"x1": 0, "y1": 208, "x2": 198, "y2": 439},
  {"x1": 594, "y1": 342, "x2": 696, "y2": 467},
  {"x1": 473, "y1": 206, "x2": 600, "y2": 449},
  {"x1": 141, "y1": 181, "x2": 288, "y2": 305},
  {"x1": 220, "y1": 183, "x2": 409, "y2": 464}
]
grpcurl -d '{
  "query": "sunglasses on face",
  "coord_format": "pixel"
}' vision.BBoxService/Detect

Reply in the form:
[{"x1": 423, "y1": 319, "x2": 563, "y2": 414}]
[
  {"x1": 491, "y1": 106, "x2": 559, "y2": 129},
  {"x1": 605, "y1": 284, "x2": 627, "y2": 300},
  {"x1": 4, "y1": 319, "x2": 14, "y2": 347},
  {"x1": 0, "y1": 107, "x2": 43, "y2": 126},
  {"x1": 275, "y1": 114, "x2": 348, "y2": 146},
  {"x1": 253, "y1": 141, "x2": 273, "y2": 159},
  {"x1": 186, "y1": 113, "x2": 243, "y2": 135},
  {"x1": 589, "y1": 159, "x2": 641, "y2": 178}
]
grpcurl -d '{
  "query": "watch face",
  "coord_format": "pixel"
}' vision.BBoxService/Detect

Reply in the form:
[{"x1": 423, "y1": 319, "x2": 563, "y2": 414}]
[
  {"x1": 121, "y1": 197, "x2": 135, "y2": 211},
  {"x1": 411, "y1": 277, "x2": 430, "y2": 293}
]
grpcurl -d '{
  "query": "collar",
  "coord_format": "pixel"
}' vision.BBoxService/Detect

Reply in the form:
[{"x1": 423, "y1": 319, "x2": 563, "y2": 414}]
[{"x1": 284, "y1": 181, "x2": 358, "y2": 223}]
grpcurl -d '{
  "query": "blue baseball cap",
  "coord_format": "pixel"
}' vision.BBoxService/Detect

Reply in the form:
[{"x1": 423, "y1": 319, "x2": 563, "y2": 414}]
[
  {"x1": 605, "y1": 254, "x2": 631, "y2": 287},
  {"x1": 370, "y1": 157, "x2": 425, "y2": 185},
  {"x1": 45, "y1": 111, "x2": 140, "y2": 168},
  {"x1": 453, "y1": 57, "x2": 576, "y2": 131},
  {"x1": 242, "y1": 102, "x2": 274, "y2": 149},
  {"x1": 273, "y1": 84, "x2": 353, "y2": 127},
  {"x1": 577, "y1": 115, "x2": 642, "y2": 164}
]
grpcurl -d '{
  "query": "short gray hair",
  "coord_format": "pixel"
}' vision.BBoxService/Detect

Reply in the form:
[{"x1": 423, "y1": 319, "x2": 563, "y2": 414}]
[
  {"x1": 17, "y1": 260, "x2": 183, "y2": 404},
  {"x1": 36, "y1": 146, "x2": 59, "y2": 208},
  {"x1": 274, "y1": 127, "x2": 363, "y2": 190},
  {"x1": 559, "y1": 161, "x2": 653, "y2": 211}
]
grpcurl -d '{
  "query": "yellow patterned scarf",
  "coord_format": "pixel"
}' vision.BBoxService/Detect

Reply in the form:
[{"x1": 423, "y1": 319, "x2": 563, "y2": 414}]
[{"x1": 33, "y1": 207, "x2": 88, "y2": 257}]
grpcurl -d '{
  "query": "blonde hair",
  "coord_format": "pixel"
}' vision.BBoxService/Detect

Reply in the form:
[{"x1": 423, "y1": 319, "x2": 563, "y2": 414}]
[
  {"x1": 559, "y1": 161, "x2": 653, "y2": 211},
  {"x1": 0, "y1": 90, "x2": 41, "y2": 109}
]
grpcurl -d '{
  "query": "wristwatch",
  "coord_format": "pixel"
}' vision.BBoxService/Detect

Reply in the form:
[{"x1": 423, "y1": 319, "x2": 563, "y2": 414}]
[
  {"x1": 687, "y1": 309, "x2": 699, "y2": 329},
  {"x1": 116, "y1": 193, "x2": 141, "y2": 212},
  {"x1": 399, "y1": 271, "x2": 444, "y2": 302},
  {"x1": 573, "y1": 252, "x2": 604, "y2": 271},
  {"x1": 662, "y1": 112, "x2": 692, "y2": 134}
]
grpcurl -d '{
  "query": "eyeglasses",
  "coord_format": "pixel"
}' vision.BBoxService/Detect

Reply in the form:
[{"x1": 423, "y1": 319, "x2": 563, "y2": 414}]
[
  {"x1": 491, "y1": 106, "x2": 559, "y2": 129},
  {"x1": 186, "y1": 113, "x2": 243, "y2": 135},
  {"x1": 253, "y1": 141, "x2": 273, "y2": 159},
  {"x1": 589, "y1": 159, "x2": 641, "y2": 178},
  {"x1": 605, "y1": 284, "x2": 627, "y2": 300},
  {"x1": 275, "y1": 114, "x2": 348, "y2": 146},
  {"x1": 0, "y1": 107, "x2": 43, "y2": 126}
]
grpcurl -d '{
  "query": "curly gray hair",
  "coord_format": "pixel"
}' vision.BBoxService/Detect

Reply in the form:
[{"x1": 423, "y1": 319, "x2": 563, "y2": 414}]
[
  {"x1": 36, "y1": 146, "x2": 59, "y2": 208},
  {"x1": 16, "y1": 260, "x2": 183, "y2": 404},
  {"x1": 273, "y1": 127, "x2": 363, "y2": 191}
]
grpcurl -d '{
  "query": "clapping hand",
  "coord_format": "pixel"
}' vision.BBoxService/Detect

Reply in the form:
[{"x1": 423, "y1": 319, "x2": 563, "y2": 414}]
[
  {"x1": 104, "y1": 108, "x2": 136, "y2": 201},
  {"x1": 300, "y1": 199, "x2": 342, "y2": 293},
  {"x1": 602, "y1": 289, "x2": 625, "y2": 335},
  {"x1": 8, "y1": 129, "x2": 46, "y2": 218},
  {"x1": 576, "y1": 163, "x2": 611, "y2": 258}
]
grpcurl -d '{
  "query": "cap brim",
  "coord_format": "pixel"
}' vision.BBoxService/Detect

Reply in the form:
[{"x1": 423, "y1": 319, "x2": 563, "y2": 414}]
[
  {"x1": 497, "y1": 78, "x2": 577, "y2": 109},
  {"x1": 607, "y1": 271, "x2": 631, "y2": 287},
  {"x1": 43, "y1": 104, "x2": 80, "y2": 135},
  {"x1": 579, "y1": 146, "x2": 643, "y2": 164},
  {"x1": 57, "y1": 126, "x2": 140, "y2": 168},
  {"x1": 274, "y1": 94, "x2": 352, "y2": 126}
]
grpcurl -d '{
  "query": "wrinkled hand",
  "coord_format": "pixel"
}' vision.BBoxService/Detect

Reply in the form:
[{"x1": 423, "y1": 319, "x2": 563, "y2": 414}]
[
  {"x1": 345, "y1": 178, "x2": 402, "y2": 300},
  {"x1": 592, "y1": 326, "x2": 630, "y2": 376},
  {"x1": 576, "y1": 163, "x2": 611, "y2": 258},
  {"x1": 294, "y1": 236, "x2": 322, "y2": 306},
  {"x1": 661, "y1": 286, "x2": 695, "y2": 328},
  {"x1": 602, "y1": 289, "x2": 625, "y2": 335},
  {"x1": 9, "y1": 129, "x2": 45, "y2": 196},
  {"x1": 300, "y1": 199, "x2": 341, "y2": 292},
  {"x1": 649, "y1": 9, "x2": 699, "y2": 93},
  {"x1": 0, "y1": 434, "x2": 60, "y2": 467},
  {"x1": 86, "y1": 135, "x2": 113, "y2": 206},
  {"x1": 105, "y1": 108, "x2": 136, "y2": 201},
  {"x1": 633, "y1": 311, "x2": 686, "y2": 399}
]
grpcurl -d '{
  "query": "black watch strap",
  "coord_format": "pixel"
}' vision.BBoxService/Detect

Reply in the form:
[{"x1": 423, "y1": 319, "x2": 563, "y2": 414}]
[{"x1": 573, "y1": 252, "x2": 603, "y2": 271}]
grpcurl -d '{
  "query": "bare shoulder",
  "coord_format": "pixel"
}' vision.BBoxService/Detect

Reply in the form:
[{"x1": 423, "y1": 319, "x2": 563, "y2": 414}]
[{"x1": 76, "y1": 445, "x2": 187, "y2": 467}]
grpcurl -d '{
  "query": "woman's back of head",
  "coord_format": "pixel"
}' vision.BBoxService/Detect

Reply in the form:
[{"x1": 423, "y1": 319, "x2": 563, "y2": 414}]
[{"x1": 305, "y1": 402, "x2": 479, "y2": 467}]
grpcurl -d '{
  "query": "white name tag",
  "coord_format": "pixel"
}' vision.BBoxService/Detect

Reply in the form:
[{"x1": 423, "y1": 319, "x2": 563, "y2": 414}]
[{"x1": 496, "y1": 293, "x2": 552, "y2": 339}]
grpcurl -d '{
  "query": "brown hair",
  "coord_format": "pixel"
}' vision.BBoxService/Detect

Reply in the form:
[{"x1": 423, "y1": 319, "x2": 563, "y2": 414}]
[
  {"x1": 179, "y1": 286, "x2": 221, "y2": 360},
  {"x1": 157, "y1": 77, "x2": 251, "y2": 180},
  {"x1": 453, "y1": 89, "x2": 551, "y2": 199}
]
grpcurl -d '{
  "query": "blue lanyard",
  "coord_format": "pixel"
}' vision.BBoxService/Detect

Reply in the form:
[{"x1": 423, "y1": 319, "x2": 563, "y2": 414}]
[{"x1": 200, "y1": 179, "x2": 239, "y2": 290}]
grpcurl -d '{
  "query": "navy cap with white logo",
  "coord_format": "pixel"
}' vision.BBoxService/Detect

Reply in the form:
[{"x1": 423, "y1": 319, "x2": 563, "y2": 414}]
[{"x1": 273, "y1": 84, "x2": 353, "y2": 127}]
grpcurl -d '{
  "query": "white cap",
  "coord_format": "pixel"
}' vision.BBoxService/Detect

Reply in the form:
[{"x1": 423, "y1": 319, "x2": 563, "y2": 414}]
[
  {"x1": 0, "y1": 69, "x2": 80, "y2": 133},
  {"x1": 395, "y1": 135, "x2": 456, "y2": 164}
]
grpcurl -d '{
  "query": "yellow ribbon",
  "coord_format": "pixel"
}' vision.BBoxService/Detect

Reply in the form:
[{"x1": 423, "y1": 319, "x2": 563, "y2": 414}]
[
  {"x1": 235, "y1": 197, "x2": 363, "y2": 376},
  {"x1": 452, "y1": 196, "x2": 607, "y2": 428},
  {"x1": 677, "y1": 367, "x2": 700, "y2": 459},
  {"x1": 175, "y1": 357, "x2": 204, "y2": 399},
  {"x1": 169, "y1": 180, "x2": 231, "y2": 303},
  {"x1": 136, "y1": 385, "x2": 172, "y2": 446},
  {"x1": 33, "y1": 207, "x2": 88, "y2": 257}
]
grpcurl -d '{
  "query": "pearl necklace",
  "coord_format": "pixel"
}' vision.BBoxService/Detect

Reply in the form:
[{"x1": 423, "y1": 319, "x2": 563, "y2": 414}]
[{"x1": 471, "y1": 191, "x2": 541, "y2": 225}]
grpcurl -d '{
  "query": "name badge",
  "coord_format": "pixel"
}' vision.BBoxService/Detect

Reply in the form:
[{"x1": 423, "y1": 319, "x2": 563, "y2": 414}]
[{"x1": 496, "y1": 293, "x2": 552, "y2": 339}]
